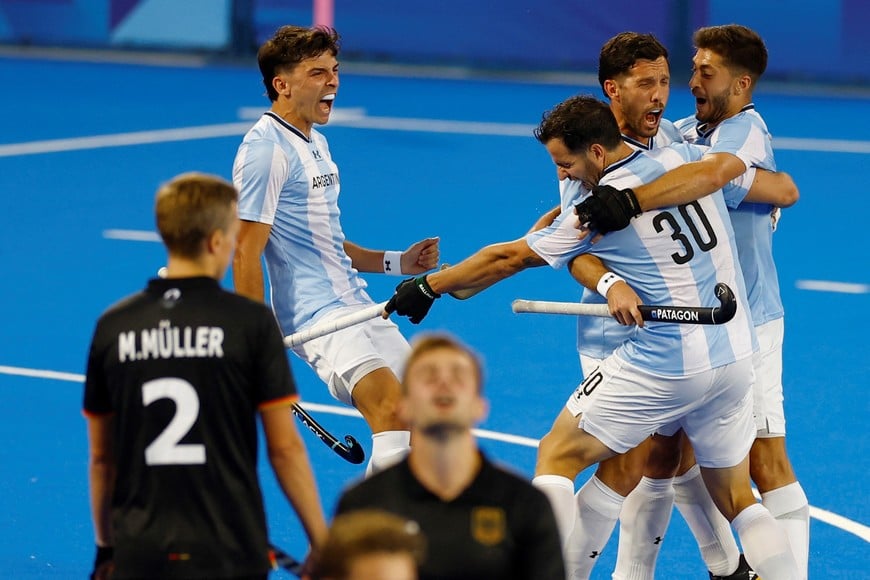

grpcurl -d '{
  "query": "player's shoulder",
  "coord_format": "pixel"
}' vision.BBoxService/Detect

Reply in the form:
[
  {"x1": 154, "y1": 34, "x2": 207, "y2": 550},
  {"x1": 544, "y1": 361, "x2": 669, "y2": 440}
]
[
  {"x1": 655, "y1": 118, "x2": 684, "y2": 145},
  {"x1": 97, "y1": 290, "x2": 150, "y2": 324}
]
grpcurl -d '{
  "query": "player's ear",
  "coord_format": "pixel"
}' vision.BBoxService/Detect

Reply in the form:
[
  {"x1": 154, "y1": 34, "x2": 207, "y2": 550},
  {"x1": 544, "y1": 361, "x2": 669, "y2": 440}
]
[
  {"x1": 474, "y1": 397, "x2": 489, "y2": 423},
  {"x1": 602, "y1": 79, "x2": 619, "y2": 101},
  {"x1": 272, "y1": 75, "x2": 289, "y2": 98}
]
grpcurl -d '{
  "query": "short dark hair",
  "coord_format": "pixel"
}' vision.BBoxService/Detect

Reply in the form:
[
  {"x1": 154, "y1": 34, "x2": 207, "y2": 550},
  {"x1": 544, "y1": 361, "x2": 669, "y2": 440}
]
[
  {"x1": 257, "y1": 25, "x2": 341, "y2": 101},
  {"x1": 693, "y1": 24, "x2": 767, "y2": 82},
  {"x1": 315, "y1": 510, "x2": 426, "y2": 579},
  {"x1": 155, "y1": 172, "x2": 237, "y2": 259},
  {"x1": 598, "y1": 32, "x2": 669, "y2": 94},
  {"x1": 534, "y1": 95, "x2": 623, "y2": 153}
]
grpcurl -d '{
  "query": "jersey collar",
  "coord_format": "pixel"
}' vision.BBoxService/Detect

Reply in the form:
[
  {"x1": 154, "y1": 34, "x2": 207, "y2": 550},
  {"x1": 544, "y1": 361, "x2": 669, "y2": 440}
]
[
  {"x1": 264, "y1": 112, "x2": 311, "y2": 143},
  {"x1": 696, "y1": 103, "x2": 755, "y2": 138}
]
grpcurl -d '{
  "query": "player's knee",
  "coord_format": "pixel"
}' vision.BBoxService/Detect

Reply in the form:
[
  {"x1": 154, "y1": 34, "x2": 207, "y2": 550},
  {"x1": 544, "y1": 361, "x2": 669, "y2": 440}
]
[
  {"x1": 749, "y1": 439, "x2": 796, "y2": 490},
  {"x1": 596, "y1": 454, "x2": 644, "y2": 495}
]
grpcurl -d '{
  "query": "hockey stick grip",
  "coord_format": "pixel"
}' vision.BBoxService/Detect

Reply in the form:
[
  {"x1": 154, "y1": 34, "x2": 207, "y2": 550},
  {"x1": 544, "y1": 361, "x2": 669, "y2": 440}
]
[{"x1": 284, "y1": 302, "x2": 389, "y2": 347}]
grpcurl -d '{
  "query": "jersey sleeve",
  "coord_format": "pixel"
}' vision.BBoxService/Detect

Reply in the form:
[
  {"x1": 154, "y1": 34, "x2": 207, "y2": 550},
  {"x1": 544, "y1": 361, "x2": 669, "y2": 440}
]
[
  {"x1": 253, "y1": 306, "x2": 298, "y2": 409},
  {"x1": 233, "y1": 138, "x2": 289, "y2": 225},
  {"x1": 83, "y1": 320, "x2": 113, "y2": 416},
  {"x1": 525, "y1": 206, "x2": 593, "y2": 269},
  {"x1": 721, "y1": 165, "x2": 755, "y2": 208},
  {"x1": 708, "y1": 116, "x2": 771, "y2": 171}
]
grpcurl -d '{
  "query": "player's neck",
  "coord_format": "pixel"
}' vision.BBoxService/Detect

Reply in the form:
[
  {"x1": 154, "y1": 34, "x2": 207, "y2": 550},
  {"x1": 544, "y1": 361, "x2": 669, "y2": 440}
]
[
  {"x1": 606, "y1": 141, "x2": 636, "y2": 167},
  {"x1": 163, "y1": 256, "x2": 222, "y2": 280},
  {"x1": 271, "y1": 103, "x2": 312, "y2": 138},
  {"x1": 408, "y1": 433, "x2": 481, "y2": 501}
]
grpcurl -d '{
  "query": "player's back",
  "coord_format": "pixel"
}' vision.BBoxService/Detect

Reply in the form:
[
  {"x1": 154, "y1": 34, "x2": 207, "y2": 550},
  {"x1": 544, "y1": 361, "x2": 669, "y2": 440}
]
[
  {"x1": 589, "y1": 145, "x2": 756, "y2": 376},
  {"x1": 85, "y1": 276, "x2": 295, "y2": 578},
  {"x1": 677, "y1": 106, "x2": 783, "y2": 325}
]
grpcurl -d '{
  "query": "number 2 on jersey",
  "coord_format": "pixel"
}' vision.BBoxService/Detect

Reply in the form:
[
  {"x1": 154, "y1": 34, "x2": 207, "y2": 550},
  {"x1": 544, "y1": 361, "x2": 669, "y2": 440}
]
[{"x1": 142, "y1": 378, "x2": 206, "y2": 465}]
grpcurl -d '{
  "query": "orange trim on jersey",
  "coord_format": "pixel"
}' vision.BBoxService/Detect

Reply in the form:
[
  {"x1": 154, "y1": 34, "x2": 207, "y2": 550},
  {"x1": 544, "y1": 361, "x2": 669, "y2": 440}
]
[
  {"x1": 258, "y1": 393, "x2": 300, "y2": 411},
  {"x1": 82, "y1": 409, "x2": 115, "y2": 419}
]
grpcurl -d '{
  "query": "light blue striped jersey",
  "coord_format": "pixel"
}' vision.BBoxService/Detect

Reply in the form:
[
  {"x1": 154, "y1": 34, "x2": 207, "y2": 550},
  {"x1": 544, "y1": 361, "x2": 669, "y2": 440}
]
[
  {"x1": 232, "y1": 113, "x2": 372, "y2": 335},
  {"x1": 527, "y1": 143, "x2": 756, "y2": 376},
  {"x1": 675, "y1": 104, "x2": 784, "y2": 325},
  {"x1": 574, "y1": 119, "x2": 686, "y2": 359}
]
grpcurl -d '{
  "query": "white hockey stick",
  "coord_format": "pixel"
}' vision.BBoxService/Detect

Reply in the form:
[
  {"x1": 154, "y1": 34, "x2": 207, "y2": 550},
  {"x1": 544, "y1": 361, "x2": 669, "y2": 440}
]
[
  {"x1": 283, "y1": 301, "x2": 389, "y2": 347},
  {"x1": 512, "y1": 283, "x2": 737, "y2": 325},
  {"x1": 512, "y1": 300, "x2": 611, "y2": 316}
]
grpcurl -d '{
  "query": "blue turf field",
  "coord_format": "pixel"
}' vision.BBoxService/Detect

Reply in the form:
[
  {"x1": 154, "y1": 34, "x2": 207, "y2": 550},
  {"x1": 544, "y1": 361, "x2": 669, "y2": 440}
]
[{"x1": 0, "y1": 53, "x2": 867, "y2": 577}]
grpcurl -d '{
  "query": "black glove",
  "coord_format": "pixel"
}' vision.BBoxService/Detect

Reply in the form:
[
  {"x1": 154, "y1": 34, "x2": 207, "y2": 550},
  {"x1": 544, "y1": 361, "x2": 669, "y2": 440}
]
[
  {"x1": 90, "y1": 545, "x2": 114, "y2": 580},
  {"x1": 574, "y1": 184, "x2": 642, "y2": 234},
  {"x1": 384, "y1": 276, "x2": 441, "y2": 324}
]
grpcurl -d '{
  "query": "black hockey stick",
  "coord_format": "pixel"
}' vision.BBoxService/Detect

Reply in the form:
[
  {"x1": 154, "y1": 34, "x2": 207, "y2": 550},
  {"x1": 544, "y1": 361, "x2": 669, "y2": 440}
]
[
  {"x1": 269, "y1": 543, "x2": 303, "y2": 576},
  {"x1": 513, "y1": 282, "x2": 737, "y2": 325},
  {"x1": 292, "y1": 403, "x2": 366, "y2": 464}
]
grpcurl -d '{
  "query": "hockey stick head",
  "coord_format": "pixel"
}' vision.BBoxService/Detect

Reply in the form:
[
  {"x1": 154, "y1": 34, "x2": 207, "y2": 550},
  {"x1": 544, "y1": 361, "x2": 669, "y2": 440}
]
[
  {"x1": 339, "y1": 435, "x2": 366, "y2": 464},
  {"x1": 712, "y1": 283, "x2": 737, "y2": 324}
]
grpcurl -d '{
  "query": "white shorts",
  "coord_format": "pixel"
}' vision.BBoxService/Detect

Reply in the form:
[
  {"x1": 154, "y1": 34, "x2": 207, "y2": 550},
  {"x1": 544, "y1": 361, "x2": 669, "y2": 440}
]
[
  {"x1": 565, "y1": 354, "x2": 756, "y2": 468},
  {"x1": 292, "y1": 305, "x2": 411, "y2": 406},
  {"x1": 752, "y1": 318, "x2": 786, "y2": 437}
]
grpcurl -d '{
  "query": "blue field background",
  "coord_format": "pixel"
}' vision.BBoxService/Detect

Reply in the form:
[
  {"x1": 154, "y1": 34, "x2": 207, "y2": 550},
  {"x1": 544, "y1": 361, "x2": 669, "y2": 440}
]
[{"x1": 0, "y1": 54, "x2": 867, "y2": 577}]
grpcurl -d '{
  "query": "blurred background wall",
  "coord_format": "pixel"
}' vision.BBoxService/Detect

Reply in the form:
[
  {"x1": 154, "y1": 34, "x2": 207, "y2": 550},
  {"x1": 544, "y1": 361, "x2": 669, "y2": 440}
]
[{"x1": 1, "y1": 0, "x2": 867, "y2": 86}]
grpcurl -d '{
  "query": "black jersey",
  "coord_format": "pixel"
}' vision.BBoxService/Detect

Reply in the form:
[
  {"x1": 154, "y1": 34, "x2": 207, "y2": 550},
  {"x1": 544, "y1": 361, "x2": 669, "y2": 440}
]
[
  {"x1": 83, "y1": 277, "x2": 297, "y2": 579},
  {"x1": 335, "y1": 453, "x2": 565, "y2": 580}
]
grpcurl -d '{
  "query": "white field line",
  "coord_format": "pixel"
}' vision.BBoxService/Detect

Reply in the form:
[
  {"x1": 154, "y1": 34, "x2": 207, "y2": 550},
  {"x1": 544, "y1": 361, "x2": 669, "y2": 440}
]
[
  {"x1": 1, "y1": 113, "x2": 869, "y2": 157},
  {"x1": 2, "y1": 363, "x2": 869, "y2": 544},
  {"x1": 795, "y1": 280, "x2": 870, "y2": 294}
]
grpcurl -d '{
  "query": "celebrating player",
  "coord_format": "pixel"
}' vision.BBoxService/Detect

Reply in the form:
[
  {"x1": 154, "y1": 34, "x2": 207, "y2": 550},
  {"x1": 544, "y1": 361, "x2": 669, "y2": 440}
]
[{"x1": 232, "y1": 25, "x2": 440, "y2": 475}]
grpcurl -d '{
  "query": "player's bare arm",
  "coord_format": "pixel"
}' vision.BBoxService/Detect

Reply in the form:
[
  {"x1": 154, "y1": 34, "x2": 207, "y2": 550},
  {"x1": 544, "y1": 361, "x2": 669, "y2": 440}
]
[
  {"x1": 233, "y1": 220, "x2": 272, "y2": 301},
  {"x1": 631, "y1": 151, "x2": 746, "y2": 210},
  {"x1": 744, "y1": 168, "x2": 799, "y2": 207},
  {"x1": 384, "y1": 238, "x2": 545, "y2": 324},
  {"x1": 344, "y1": 238, "x2": 440, "y2": 275},
  {"x1": 261, "y1": 405, "x2": 329, "y2": 551},
  {"x1": 87, "y1": 414, "x2": 116, "y2": 579},
  {"x1": 569, "y1": 254, "x2": 645, "y2": 327}
]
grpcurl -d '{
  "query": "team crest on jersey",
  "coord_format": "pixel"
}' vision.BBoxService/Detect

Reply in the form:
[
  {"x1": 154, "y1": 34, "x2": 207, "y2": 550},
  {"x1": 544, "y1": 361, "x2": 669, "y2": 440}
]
[
  {"x1": 161, "y1": 288, "x2": 181, "y2": 309},
  {"x1": 311, "y1": 148, "x2": 323, "y2": 160},
  {"x1": 471, "y1": 506, "x2": 506, "y2": 545}
]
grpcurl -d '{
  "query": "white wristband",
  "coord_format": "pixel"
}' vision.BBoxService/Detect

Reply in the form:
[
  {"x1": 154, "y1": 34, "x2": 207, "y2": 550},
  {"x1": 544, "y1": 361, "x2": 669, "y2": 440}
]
[
  {"x1": 383, "y1": 251, "x2": 404, "y2": 276},
  {"x1": 596, "y1": 272, "x2": 625, "y2": 297}
]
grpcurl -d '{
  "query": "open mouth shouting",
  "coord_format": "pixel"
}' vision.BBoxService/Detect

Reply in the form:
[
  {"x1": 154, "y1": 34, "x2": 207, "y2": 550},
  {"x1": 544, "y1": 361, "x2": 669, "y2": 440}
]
[{"x1": 319, "y1": 93, "x2": 335, "y2": 116}]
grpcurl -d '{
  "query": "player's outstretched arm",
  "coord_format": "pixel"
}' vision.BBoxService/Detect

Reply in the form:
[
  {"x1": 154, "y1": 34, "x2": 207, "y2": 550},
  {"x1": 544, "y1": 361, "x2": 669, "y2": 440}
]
[
  {"x1": 384, "y1": 238, "x2": 546, "y2": 323},
  {"x1": 261, "y1": 405, "x2": 329, "y2": 554},
  {"x1": 575, "y1": 152, "x2": 747, "y2": 234}
]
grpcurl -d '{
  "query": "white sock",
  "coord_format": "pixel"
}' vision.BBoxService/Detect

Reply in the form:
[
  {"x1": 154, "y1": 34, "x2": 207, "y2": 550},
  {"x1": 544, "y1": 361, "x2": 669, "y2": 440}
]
[
  {"x1": 672, "y1": 464, "x2": 740, "y2": 576},
  {"x1": 612, "y1": 476, "x2": 675, "y2": 580},
  {"x1": 732, "y1": 503, "x2": 800, "y2": 579},
  {"x1": 365, "y1": 430, "x2": 410, "y2": 476},
  {"x1": 532, "y1": 475, "x2": 576, "y2": 543},
  {"x1": 567, "y1": 475, "x2": 625, "y2": 580},
  {"x1": 762, "y1": 482, "x2": 809, "y2": 580}
]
